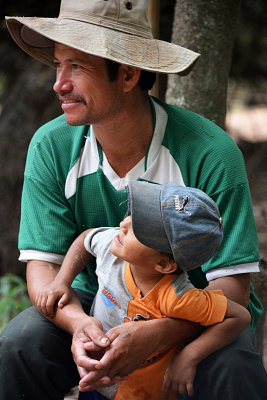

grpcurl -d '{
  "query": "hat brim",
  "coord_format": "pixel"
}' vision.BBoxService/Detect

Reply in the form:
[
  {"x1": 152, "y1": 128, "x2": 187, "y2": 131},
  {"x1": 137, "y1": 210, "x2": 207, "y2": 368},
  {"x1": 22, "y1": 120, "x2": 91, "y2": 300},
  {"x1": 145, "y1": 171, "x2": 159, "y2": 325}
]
[{"x1": 5, "y1": 16, "x2": 200, "y2": 75}]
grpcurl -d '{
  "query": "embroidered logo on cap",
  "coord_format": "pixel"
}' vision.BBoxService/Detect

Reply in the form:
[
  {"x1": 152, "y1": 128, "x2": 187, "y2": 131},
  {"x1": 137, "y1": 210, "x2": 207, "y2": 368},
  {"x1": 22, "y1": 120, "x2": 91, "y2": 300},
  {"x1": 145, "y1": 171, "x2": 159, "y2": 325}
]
[{"x1": 174, "y1": 195, "x2": 191, "y2": 216}]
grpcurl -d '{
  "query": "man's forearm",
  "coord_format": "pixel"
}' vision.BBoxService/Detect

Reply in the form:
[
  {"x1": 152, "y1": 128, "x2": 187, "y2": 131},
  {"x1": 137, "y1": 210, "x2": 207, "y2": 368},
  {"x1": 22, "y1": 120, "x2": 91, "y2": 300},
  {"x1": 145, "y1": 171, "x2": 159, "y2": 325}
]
[
  {"x1": 27, "y1": 260, "x2": 88, "y2": 334},
  {"x1": 143, "y1": 274, "x2": 250, "y2": 353},
  {"x1": 147, "y1": 274, "x2": 251, "y2": 355},
  {"x1": 142, "y1": 317, "x2": 204, "y2": 353}
]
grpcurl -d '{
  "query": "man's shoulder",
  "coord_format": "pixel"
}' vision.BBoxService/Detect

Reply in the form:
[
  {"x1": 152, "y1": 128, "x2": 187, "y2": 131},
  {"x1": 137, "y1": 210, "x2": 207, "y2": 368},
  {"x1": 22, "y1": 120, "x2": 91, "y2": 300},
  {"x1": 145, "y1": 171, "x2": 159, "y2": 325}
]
[
  {"x1": 34, "y1": 114, "x2": 84, "y2": 138},
  {"x1": 154, "y1": 97, "x2": 241, "y2": 165},
  {"x1": 30, "y1": 114, "x2": 89, "y2": 155},
  {"x1": 155, "y1": 97, "x2": 234, "y2": 145},
  {"x1": 25, "y1": 115, "x2": 90, "y2": 177}
]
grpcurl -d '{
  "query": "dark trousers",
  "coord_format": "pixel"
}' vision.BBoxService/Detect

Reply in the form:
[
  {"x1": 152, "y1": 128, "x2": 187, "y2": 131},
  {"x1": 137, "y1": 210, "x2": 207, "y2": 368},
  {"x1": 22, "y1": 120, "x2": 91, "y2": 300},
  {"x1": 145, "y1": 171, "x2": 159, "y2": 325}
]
[{"x1": 0, "y1": 290, "x2": 266, "y2": 400}]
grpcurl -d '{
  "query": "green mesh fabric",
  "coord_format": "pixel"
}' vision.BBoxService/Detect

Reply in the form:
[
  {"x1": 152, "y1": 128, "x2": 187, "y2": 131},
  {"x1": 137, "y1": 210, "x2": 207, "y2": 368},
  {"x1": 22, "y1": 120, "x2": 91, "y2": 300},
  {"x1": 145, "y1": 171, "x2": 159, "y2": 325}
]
[{"x1": 19, "y1": 101, "x2": 262, "y2": 328}]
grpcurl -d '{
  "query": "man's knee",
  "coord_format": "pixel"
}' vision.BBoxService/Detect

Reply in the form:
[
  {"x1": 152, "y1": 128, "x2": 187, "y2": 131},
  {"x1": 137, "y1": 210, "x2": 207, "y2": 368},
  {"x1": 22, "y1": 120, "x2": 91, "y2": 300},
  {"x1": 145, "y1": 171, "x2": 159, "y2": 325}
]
[
  {"x1": 0, "y1": 306, "x2": 70, "y2": 361},
  {"x1": 193, "y1": 327, "x2": 267, "y2": 400},
  {"x1": 0, "y1": 307, "x2": 41, "y2": 356}
]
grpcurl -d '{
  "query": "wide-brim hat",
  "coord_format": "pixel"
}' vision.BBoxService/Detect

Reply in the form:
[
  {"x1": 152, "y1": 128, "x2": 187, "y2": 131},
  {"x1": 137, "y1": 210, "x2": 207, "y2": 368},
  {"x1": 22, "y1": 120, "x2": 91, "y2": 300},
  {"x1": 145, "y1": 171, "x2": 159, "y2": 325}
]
[
  {"x1": 5, "y1": 0, "x2": 200, "y2": 75},
  {"x1": 127, "y1": 181, "x2": 223, "y2": 271}
]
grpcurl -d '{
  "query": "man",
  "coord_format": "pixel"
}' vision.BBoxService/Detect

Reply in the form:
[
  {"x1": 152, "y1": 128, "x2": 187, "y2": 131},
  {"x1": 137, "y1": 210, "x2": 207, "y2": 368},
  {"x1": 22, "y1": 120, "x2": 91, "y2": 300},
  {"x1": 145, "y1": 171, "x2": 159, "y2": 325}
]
[{"x1": 1, "y1": 1, "x2": 267, "y2": 399}]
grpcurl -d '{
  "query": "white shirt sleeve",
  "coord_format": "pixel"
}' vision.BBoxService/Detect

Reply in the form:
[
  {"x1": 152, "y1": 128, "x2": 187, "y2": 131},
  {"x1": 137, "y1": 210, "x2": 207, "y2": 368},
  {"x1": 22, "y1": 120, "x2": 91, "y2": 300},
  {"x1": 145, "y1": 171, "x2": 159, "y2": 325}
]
[
  {"x1": 19, "y1": 249, "x2": 64, "y2": 265},
  {"x1": 205, "y1": 262, "x2": 260, "y2": 281}
]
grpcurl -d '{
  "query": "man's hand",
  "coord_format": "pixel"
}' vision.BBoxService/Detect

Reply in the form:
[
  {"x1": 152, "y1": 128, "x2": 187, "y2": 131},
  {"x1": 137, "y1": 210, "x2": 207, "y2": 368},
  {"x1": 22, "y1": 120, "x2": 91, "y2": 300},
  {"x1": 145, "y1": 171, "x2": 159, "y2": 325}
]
[
  {"x1": 79, "y1": 321, "x2": 150, "y2": 392},
  {"x1": 71, "y1": 316, "x2": 116, "y2": 388},
  {"x1": 78, "y1": 318, "x2": 202, "y2": 392}
]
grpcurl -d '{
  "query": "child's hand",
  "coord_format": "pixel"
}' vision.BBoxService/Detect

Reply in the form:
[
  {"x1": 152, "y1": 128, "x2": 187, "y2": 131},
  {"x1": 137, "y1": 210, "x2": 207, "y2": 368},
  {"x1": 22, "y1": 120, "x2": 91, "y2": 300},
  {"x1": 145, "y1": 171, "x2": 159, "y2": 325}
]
[
  {"x1": 35, "y1": 281, "x2": 71, "y2": 317},
  {"x1": 163, "y1": 348, "x2": 196, "y2": 398}
]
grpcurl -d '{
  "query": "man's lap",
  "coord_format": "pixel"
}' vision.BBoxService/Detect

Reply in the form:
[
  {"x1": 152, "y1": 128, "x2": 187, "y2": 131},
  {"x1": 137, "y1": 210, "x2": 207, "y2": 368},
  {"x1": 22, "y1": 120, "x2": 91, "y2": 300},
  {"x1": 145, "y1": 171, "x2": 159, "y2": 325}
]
[{"x1": 1, "y1": 290, "x2": 266, "y2": 399}]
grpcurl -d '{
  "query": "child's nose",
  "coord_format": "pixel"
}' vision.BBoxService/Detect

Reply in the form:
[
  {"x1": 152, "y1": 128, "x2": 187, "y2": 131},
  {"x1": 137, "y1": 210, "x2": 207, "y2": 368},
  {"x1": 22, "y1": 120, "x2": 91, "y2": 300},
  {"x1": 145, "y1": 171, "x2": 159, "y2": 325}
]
[{"x1": 120, "y1": 216, "x2": 131, "y2": 231}]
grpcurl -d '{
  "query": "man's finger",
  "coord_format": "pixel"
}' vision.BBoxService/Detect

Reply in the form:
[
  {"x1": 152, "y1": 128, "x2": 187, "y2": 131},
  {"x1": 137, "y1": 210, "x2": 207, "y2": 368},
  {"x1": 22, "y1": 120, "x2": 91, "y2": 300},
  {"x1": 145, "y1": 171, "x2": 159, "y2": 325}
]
[
  {"x1": 79, "y1": 373, "x2": 124, "y2": 392},
  {"x1": 83, "y1": 319, "x2": 110, "y2": 349}
]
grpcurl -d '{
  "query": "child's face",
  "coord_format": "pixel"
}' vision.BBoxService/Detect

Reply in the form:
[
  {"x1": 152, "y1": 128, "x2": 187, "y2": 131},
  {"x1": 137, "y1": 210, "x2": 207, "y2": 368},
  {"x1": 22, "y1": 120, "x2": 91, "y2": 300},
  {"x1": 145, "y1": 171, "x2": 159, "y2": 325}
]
[{"x1": 110, "y1": 216, "x2": 161, "y2": 267}]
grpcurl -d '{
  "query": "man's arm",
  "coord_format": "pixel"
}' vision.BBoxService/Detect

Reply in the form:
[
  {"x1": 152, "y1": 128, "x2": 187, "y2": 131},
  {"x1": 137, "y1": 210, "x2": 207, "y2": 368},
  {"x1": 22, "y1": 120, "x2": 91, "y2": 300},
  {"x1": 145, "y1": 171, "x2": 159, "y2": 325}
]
[
  {"x1": 206, "y1": 273, "x2": 251, "y2": 307},
  {"x1": 79, "y1": 315, "x2": 204, "y2": 391},
  {"x1": 79, "y1": 272, "x2": 251, "y2": 391},
  {"x1": 26, "y1": 260, "x2": 113, "y2": 385}
]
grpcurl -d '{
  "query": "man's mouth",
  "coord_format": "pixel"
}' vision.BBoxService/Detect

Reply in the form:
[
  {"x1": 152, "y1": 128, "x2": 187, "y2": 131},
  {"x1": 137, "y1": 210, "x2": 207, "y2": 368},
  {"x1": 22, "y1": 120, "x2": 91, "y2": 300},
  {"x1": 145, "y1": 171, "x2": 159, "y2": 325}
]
[
  {"x1": 62, "y1": 100, "x2": 79, "y2": 104},
  {"x1": 57, "y1": 94, "x2": 86, "y2": 105}
]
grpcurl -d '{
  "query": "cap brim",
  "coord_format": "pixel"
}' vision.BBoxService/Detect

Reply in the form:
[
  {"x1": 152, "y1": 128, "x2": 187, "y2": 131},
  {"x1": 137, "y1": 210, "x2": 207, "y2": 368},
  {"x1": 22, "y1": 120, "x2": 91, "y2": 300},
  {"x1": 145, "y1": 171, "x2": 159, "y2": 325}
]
[
  {"x1": 5, "y1": 16, "x2": 200, "y2": 75},
  {"x1": 128, "y1": 181, "x2": 172, "y2": 253}
]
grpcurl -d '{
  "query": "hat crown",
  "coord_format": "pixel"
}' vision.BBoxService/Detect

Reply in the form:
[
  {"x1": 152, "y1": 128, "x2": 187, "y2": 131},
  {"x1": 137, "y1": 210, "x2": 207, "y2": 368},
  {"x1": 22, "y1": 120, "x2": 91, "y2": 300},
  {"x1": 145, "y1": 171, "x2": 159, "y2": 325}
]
[{"x1": 59, "y1": 0, "x2": 153, "y2": 38}]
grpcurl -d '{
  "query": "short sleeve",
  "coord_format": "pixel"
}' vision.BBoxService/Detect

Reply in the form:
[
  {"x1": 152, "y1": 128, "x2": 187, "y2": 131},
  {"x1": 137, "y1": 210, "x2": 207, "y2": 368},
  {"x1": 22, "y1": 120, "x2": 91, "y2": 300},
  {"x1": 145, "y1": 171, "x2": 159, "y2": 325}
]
[
  {"x1": 202, "y1": 183, "x2": 259, "y2": 273},
  {"x1": 19, "y1": 175, "x2": 77, "y2": 255},
  {"x1": 167, "y1": 288, "x2": 227, "y2": 326},
  {"x1": 84, "y1": 227, "x2": 119, "y2": 258}
]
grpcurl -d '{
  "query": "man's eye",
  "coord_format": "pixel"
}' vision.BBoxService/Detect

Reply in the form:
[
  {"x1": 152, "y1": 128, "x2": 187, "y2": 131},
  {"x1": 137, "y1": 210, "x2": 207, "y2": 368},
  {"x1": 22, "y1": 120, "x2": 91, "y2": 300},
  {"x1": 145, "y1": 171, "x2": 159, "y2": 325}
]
[
  {"x1": 72, "y1": 64, "x2": 81, "y2": 70},
  {"x1": 54, "y1": 61, "x2": 61, "y2": 68}
]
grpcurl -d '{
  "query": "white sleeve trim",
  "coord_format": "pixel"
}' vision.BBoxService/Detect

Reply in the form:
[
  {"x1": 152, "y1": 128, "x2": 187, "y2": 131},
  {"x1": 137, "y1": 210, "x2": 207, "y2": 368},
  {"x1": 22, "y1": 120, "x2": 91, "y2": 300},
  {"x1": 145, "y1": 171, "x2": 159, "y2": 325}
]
[
  {"x1": 206, "y1": 262, "x2": 260, "y2": 281},
  {"x1": 19, "y1": 249, "x2": 64, "y2": 265}
]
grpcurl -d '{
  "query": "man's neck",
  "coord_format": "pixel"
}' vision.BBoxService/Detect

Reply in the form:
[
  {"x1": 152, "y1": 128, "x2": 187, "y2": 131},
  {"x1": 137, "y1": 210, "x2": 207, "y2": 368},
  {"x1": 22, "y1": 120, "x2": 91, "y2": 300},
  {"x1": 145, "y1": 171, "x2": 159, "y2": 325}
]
[{"x1": 93, "y1": 94, "x2": 154, "y2": 178}]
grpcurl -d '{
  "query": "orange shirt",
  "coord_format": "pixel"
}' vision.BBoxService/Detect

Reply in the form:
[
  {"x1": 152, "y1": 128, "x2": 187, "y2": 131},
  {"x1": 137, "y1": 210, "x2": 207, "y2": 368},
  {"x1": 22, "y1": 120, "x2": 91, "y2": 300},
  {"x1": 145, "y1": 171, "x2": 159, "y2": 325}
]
[{"x1": 113, "y1": 263, "x2": 227, "y2": 400}]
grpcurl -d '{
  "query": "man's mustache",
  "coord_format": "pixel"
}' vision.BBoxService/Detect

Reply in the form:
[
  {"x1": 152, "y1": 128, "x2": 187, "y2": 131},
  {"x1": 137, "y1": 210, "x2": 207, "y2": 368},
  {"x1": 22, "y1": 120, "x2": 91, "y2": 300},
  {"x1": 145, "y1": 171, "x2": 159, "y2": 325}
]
[{"x1": 56, "y1": 93, "x2": 86, "y2": 104}]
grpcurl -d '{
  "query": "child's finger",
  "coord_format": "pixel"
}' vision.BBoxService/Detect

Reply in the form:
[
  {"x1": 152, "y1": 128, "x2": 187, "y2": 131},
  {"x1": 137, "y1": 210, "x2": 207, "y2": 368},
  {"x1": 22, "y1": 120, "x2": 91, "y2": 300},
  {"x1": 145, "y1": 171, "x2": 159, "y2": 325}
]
[
  {"x1": 45, "y1": 296, "x2": 56, "y2": 317},
  {"x1": 178, "y1": 383, "x2": 186, "y2": 395},
  {"x1": 35, "y1": 294, "x2": 40, "y2": 309},
  {"x1": 58, "y1": 292, "x2": 69, "y2": 308},
  {"x1": 162, "y1": 375, "x2": 171, "y2": 394},
  {"x1": 186, "y1": 382, "x2": 194, "y2": 397},
  {"x1": 40, "y1": 296, "x2": 47, "y2": 315}
]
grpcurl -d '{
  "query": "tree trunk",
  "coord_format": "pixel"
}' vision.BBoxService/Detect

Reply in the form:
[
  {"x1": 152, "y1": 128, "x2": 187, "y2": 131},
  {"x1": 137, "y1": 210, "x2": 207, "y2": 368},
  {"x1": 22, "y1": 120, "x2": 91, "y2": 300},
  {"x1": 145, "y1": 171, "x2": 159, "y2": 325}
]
[{"x1": 166, "y1": 0, "x2": 241, "y2": 128}]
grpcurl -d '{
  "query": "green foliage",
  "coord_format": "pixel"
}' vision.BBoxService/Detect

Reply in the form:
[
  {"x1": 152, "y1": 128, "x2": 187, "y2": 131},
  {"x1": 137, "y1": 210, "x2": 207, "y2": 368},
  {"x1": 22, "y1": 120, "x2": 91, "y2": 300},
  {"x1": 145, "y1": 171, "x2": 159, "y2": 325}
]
[{"x1": 0, "y1": 273, "x2": 31, "y2": 332}]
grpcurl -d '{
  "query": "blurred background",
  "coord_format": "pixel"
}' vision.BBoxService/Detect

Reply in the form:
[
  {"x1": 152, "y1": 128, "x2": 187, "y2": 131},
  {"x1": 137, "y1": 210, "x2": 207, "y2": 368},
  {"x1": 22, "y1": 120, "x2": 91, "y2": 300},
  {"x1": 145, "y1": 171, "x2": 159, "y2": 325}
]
[{"x1": 0, "y1": 0, "x2": 266, "y2": 365}]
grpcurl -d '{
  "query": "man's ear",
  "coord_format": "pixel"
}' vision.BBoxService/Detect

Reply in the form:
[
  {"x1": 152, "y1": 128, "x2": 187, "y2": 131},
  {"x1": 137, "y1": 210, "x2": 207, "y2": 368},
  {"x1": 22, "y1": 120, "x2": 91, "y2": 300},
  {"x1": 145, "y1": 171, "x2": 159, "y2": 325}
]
[
  {"x1": 120, "y1": 65, "x2": 141, "y2": 92},
  {"x1": 154, "y1": 256, "x2": 178, "y2": 275}
]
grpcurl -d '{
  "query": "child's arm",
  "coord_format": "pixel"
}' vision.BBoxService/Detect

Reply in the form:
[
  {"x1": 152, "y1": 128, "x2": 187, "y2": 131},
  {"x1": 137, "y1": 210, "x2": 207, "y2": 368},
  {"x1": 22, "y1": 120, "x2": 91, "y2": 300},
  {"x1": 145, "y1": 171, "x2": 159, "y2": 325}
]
[
  {"x1": 35, "y1": 229, "x2": 94, "y2": 317},
  {"x1": 163, "y1": 298, "x2": 251, "y2": 397}
]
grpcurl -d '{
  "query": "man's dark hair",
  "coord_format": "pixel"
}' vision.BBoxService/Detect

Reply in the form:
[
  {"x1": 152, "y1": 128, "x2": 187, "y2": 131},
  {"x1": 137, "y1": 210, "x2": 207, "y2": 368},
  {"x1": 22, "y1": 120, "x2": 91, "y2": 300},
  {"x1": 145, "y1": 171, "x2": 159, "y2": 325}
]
[{"x1": 105, "y1": 59, "x2": 156, "y2": 91}]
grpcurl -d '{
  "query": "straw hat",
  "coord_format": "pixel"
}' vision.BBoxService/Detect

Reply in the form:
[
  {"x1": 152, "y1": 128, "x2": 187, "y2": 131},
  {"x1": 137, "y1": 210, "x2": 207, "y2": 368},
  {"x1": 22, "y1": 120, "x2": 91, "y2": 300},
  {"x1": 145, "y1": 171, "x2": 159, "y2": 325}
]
[{"x1": 5, "y1": 0, "x2": 200, "y2": 75}]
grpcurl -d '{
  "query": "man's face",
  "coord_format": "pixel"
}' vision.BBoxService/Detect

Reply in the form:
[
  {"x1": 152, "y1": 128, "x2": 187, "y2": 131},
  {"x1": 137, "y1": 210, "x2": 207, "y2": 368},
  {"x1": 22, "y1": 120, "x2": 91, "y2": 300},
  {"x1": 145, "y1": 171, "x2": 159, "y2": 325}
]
[
  {"x1": 53, "y1": 43, "x2": 123, "y2": 126},
  {"x1": 110, "y1": 216, "x2": 160, "y2": 268}
]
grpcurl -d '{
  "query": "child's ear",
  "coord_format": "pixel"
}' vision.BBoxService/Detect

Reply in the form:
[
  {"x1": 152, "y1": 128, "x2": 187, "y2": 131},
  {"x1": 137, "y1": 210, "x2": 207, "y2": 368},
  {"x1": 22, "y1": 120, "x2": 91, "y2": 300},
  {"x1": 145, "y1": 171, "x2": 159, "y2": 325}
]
[{"x1": 155, "y1": 256, "x2": 178, "y2": 275}]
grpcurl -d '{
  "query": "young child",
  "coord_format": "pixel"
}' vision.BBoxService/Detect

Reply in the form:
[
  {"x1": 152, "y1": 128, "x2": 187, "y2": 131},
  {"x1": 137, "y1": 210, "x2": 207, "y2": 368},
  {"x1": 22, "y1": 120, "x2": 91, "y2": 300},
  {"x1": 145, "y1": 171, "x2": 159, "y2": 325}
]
[{"x1": 35, "y1": 181, "x2": 251, "y2": 399}]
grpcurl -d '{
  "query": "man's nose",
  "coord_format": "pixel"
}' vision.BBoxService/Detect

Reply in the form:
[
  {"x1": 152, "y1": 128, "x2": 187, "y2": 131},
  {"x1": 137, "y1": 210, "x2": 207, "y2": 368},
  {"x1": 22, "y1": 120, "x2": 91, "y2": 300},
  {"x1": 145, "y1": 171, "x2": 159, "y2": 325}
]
[{"x1": 53, "y1": 69, "x2": 73, "y2": 94}]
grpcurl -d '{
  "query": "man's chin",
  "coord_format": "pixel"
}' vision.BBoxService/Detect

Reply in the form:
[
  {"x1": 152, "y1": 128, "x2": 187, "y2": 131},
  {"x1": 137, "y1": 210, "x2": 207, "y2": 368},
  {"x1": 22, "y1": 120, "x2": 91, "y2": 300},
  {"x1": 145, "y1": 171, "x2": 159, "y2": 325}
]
[{"x1": 64, "y1": 114, "x2": 90, "y2": 126}]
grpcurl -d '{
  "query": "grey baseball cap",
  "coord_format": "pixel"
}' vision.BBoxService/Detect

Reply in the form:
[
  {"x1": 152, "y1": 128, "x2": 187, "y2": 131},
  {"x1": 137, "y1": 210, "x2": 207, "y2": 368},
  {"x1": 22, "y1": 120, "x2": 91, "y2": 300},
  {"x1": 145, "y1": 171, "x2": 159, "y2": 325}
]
[{"x1": 127, "y1": 181, "x2": 223, "y2": 271}]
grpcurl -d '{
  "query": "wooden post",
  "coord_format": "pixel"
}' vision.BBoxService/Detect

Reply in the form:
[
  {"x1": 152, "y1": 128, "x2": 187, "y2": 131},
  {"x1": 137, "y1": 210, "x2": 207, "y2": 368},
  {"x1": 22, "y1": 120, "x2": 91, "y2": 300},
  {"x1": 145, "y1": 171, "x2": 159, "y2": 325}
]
[
  {"x1": 149, "y1": 0, "x2": 160, "y2": 39},
  {"x1": 148, "y1": 0, "x2": 160, "y2": 98}
]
